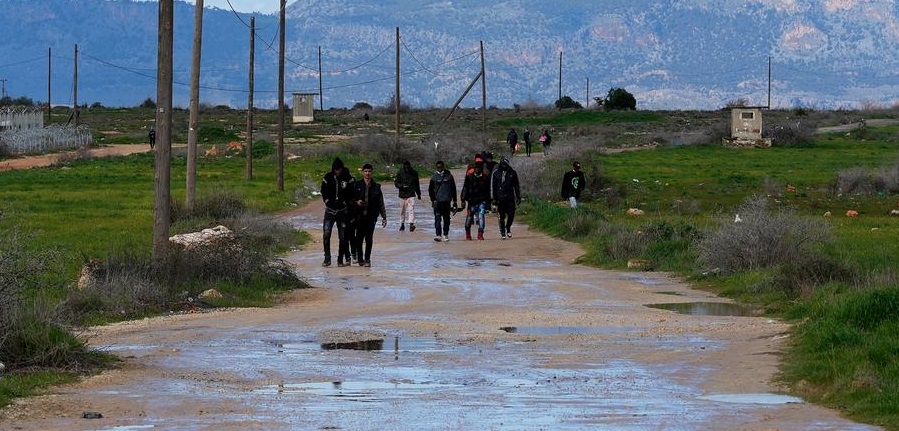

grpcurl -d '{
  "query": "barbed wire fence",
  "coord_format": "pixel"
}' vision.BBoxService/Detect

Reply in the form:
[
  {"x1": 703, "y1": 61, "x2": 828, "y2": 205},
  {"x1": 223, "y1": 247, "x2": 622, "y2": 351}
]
[{"x1": 0, "y1": 106, "x2": 93, "y2": 155}]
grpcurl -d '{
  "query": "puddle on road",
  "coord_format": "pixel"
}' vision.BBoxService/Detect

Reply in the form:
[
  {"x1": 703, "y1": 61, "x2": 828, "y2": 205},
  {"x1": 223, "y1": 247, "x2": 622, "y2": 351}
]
[
  {"x1": 699, "y1": 393, "x2": 804, "y2": 405},
  {"x1": 499, "y1": 326, "x2": 631, "y2": 335},
  {"x1": 321, "y1": 339, "x2": 384, "y2": 350},
  {"x1": 645, "y1": 302, "x2": 756, "y2": 317}
]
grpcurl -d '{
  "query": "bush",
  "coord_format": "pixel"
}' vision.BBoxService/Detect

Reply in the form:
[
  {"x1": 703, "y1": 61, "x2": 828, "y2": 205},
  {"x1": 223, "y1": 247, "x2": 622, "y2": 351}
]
[
  {"x1": 555, "y1": 95, "x2": 583, "y2": 110},
  {"x1": 835, "y1": 162, "x2": 899, "y2": 195},
  {"x1": 597, "y1": 88, "x2": 636, "y2": 111},
  {"x1": 694, "y1": 195, "x2": 831, "y2": 274},
  {"x1": 765, "y1": 120, "x2": 817, "y2": 147}
]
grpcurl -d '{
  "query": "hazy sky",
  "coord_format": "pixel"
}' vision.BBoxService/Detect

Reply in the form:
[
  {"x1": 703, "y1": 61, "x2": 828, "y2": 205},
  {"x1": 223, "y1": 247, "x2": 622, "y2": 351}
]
[{"x1": 132, "y1": 0, "x2": 283, "y2": 15}]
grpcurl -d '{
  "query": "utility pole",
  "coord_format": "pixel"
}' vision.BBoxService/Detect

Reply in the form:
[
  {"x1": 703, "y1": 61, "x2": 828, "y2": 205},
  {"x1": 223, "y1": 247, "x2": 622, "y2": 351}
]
[
  {"x1": 586, "y1": 77, "x2": 590, "y2": 109},
  {"x1": 47, "y1": 47, "x2": 51, "y2": 123},
  {"x1": 395, "y1": 27, "x2": 400, "y2": 147},
  {"x1": 318, "y1": 46, "x2": 323, "y2": 111},
  {"x1": 186, "y1": 0, "x2": 204, "y2": 211},
  {"x1": 74, "y1": 44, "x2": 79, "y2": 125},
  {"x1": 557, "y1": 50, "x2": 562, "y2": 111},
  {"x1": 277, "y1": 0, "x2": 285, "y2": 192},
  {"x1": 480, "y1": 40, "x2": 486, "y2": 144},
  {"x1": 767, "y1": 56, "x2": 772, "y2": 109},
  {"x1": 153, "y1": 0, "x2": 174, "y2": 261},
  {"x1": 245, "y1": 15, "x2": 255, "y2": 180},
  {"x1": 1, "y1": 78, "x2": 6, "y2": 99}
]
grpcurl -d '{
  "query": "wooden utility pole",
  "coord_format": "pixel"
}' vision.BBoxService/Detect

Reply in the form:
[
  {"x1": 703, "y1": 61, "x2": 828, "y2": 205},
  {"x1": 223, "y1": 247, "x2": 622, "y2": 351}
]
[
  {"x1": 277, "y1": 0, "x2": 285, "y2": 192},
  {"x1": 73, "y1": 44, "x2": 79, "y2": 124},
  {"x1": 557, "y1": 50, "x2": 562, "y2": 110},
  {"x1": 186, "y1": 0, "x2": 204, "y2": 211},
  {"x1": 395, "y1": 27, "x2": 400, "y2": 146},
  {"x1": 586, "y1": 77, "x2": 590, "y2": 109},
  {"x1": 153, "y1": 0, "x2": 174, "y2": 261},
  {"x1": 245, "y1": 16, "x2": 255, "y2": 180},
  {"x1": 47, "y1": 48, "x2": 51, "y2": 123},
  {"x1": 767, "y1": 56, "x2": 772, "y2": 109},
  {"x1": 480, "y1": 40, "x2": 486, "y2": 143},
  {"x1": 318, "y1": 46, "x2": 323, "y2": 111}
]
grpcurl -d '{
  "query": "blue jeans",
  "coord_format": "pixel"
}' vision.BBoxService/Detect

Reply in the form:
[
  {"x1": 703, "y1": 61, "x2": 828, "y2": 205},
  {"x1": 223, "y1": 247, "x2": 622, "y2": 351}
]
[{"x1": 465, "y1": 201, "x2": 487, "y2": 232}]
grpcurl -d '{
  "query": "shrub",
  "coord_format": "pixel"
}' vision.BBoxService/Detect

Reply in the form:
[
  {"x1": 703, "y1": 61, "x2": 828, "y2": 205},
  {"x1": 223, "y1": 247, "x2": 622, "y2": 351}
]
[
  {"x1": 139, "y1": 97, "x2": 156, "y2": 109},
  {"x1": 765, "y1": 120, "x2": 817, "y2": 147},
  {"x1": 694, "y1": 195, "x2": 832, "y2": 274},
  {"x1": 555, "y1": 95, "x2": 583, "y2": 110},
  {"x1": 771, "y1": 254, "x2": 857, "y2": 299}
]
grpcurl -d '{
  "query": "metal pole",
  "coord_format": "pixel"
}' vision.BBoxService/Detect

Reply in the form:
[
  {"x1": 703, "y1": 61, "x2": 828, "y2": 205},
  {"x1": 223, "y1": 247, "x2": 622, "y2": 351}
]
[
  {"x1": 480, "y1": 41, "x2": 486, "y2": 144},
  {"x1": 318, "y1": 46, "x2": 323, "y2": 111}
]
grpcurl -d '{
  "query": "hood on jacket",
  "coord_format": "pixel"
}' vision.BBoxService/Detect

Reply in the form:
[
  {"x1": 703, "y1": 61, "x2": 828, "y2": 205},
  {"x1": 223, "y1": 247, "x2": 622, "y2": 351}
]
[
  {"x1": 499, "y1": 156, "x2": 511, "y2": 168},
  {"x1": 331, "y1": 157, "x2": 344, "y2": 172}
]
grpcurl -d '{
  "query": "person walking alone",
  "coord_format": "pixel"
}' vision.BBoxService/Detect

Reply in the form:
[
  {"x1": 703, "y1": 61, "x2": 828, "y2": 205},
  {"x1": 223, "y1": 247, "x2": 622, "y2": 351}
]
[
  {"x1": 320, "y1": 157, "x2": 355, "y2": 267},
  {"x1": 428, "y1": 160, "x2": 458, "y2": 242},
  {"x1": 351, "y1": 163, "x2": 387, "y2": 267},
  {"x1": 491, "y1": 156, "x2": 521, "y2": 239},
  {"x1": 523, "y1": 128, "x2": 532, "y2": 157},
  {"x1": 394, "y1": 160, "x2": 421, "y2": 232},
  {"x1": 506, "y1": 128, "x2": 519, "y2": 157},
  {"x1": 561, "y1": 161, "x2": 586, "y2": 208},
  {"x1": 539, "y1": 129, "x2": 551, "y2": 156},
  {"x1": 460, "y1": 159, "x2": 491, "y2": 241}
]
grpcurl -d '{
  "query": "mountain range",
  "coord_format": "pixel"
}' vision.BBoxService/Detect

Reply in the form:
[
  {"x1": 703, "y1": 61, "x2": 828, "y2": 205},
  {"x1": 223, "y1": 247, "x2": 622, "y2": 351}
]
[{"x1": 2, "y1": 0, "x2": 899, "y2": 111}]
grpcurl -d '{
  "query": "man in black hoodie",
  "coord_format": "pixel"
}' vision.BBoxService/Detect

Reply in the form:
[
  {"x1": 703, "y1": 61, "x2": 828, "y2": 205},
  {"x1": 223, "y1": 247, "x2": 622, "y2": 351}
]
[
  {"x1": 320, "y1": 157, "x2": 355, "y2": 267},
  {"x1": 491, "y1": 156, "x2": 521, "y2": 239}
]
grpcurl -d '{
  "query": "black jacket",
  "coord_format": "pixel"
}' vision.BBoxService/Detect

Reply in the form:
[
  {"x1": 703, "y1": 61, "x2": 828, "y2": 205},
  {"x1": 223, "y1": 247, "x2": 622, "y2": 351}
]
[
  {"x1": 562, "y1": 170, "x2": 586, "y2": 199},
  {"x1": 491, "y1": 163, "x2": 521, "y2": 204},
  {"x1": 394, "y1": 167, "x2": 422, "y2": 199},
  {"x1": 461, "y1": 169, "x2": 491, "y2": 206},
  {"x1": 352, "y1": 180, "x2": 387, "y2": 222},
  {"x1": 321, "y1": 170, "x2": 355, "y2": 211}
]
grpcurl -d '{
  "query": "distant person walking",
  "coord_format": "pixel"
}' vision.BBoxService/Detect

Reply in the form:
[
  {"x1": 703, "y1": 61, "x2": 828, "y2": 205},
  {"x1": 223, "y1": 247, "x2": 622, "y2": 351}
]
[
  {"x1": 320, "y1": 157, "x2": 355, "y2": 267},
  {"x1": 539, "y1": 129, "x2": 551, "y2": 156},
  {"x1": 428, "y1": 160, "x2": 458, "y2": 242},
  {"x1": 561, "y1": 161, "x2": 586, "y2": 208},
  {"x1": 523, "y1": 128, "x2": 532, "y2": 157},
  {"x1": 351, "y1": 163, "x2": 387, "y2": 267},
  {"x1": 460, "y1": 159, "x2": 491, "y2": 241},
  {"x1": 148, "y1": 128, "x2": 156, "y2": 149},
  {"x1": 506, "y1": 128, "x2": 519, "y2": 157},
  {"x1": 394, "y1": 160, "x2": 421, "y2": 233},
  {"x1": 491, "y1": 156, "x2": 521, "y2": 239}
]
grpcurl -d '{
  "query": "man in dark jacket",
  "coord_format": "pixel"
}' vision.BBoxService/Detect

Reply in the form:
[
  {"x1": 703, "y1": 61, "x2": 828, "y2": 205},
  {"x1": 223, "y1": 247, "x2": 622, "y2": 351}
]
[
  {"x1": 490, "y1": 156, "x2": 521, "y2": 239},
  {"x1": 561, "y1": 161, "x2": 586, "y2": 208},
  {"x1": 351, "y1": 163, "x2": 387, "y2": 267},
  {"x1": 460, "y1": 159, "x2": 491, "y2": 240},
  {"x1": 393, "y1": 160, "x2": 421, "y2": 232},
  {"x1": 320, "y1": 157, "x2": 355, "y2": 267},
  {"x1": 428, "y1": 160, "x2": 458, "y2": 242}
]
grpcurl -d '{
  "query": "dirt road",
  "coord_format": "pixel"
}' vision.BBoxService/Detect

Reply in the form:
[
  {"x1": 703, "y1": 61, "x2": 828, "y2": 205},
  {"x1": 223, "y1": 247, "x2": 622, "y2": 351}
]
[
  {"x1": 0, "y1": 142, "x2": 883, "y2": 430},
  {"x1": 0, "y1": 171, "x2": 881, "y2": 430}
]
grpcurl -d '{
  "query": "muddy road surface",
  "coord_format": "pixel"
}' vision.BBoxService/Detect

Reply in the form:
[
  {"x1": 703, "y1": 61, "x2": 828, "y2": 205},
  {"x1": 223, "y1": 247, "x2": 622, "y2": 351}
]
[{"x1": 0, "y1": 172, "x2": 881, "y2": 431}]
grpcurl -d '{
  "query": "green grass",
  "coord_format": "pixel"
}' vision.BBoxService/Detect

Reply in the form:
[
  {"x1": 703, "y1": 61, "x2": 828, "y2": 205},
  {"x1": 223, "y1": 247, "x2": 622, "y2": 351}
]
[
  {"x1": 522, "y1": 123, "x2": 899, "y2": 430},
  {"x1": 0, "y1": 371, "x2": 81, "y2": 408}
]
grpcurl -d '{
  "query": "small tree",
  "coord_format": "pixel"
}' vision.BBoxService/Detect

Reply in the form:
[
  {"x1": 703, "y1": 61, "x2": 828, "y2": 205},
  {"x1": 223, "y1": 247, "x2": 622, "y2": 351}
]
[
  {"x1": 139, "y1": 97, "x2": 156, "y2": 109},
  {"x1": 554, "y1": 95, "x2": 583, "y2": 110},
  {"x1": 595, "y1": 88, "x2": 636, "y2": 111}
]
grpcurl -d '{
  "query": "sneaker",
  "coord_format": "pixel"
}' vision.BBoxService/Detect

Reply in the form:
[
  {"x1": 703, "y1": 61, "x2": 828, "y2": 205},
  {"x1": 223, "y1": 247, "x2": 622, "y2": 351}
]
[
  {"x1": 322, "y1": 259, "x2": 331, "y2": 267},
  {"x1": 442, "y1": 235, "x2": 449, "y2": 242},
  {"x1": 465, "y1": 231, "x2": 472, "y2": 241},
  {"x1": 506, "y1": 231, "x2": 512, "y2": 239},
  {"x1": 399, "y1": 223, "x2": 405, "y2": 231},
  {"x1": 409, "y1": 223, "x2": 416, "y2": 232},
  {"x1": 337, "y1": 261, "x2": 348, "y2": 267},
  {"x1": 501, "y1": 233, "x2": 507, "y2": 240},
  {"x1": 358, "y1": 260, "x2": 365, "y2": 267},
  {"x1": 363, "y1": 261, "x2": 371, "y2": 267},
  {"x1": 434, "y1": 236, "x2": 442, "y2": 242}
]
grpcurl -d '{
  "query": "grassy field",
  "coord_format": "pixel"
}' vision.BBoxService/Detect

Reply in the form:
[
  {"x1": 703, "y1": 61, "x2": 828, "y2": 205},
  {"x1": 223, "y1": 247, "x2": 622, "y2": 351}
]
[{"x1": 3, "y1": 105, "x2": 899, "y2": 428}]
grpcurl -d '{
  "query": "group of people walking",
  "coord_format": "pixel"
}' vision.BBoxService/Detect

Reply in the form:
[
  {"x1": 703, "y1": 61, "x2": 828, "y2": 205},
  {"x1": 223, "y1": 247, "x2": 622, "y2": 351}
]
[
  {"x1": 320, "y1": 157, "x2": 387, "y2": 268},
  {"x1": 506, "y1": 128, "x2": 552, "y2": 157},
  {"x1": 321, "y1": 145, "x2": 585, "y2": 268}
]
